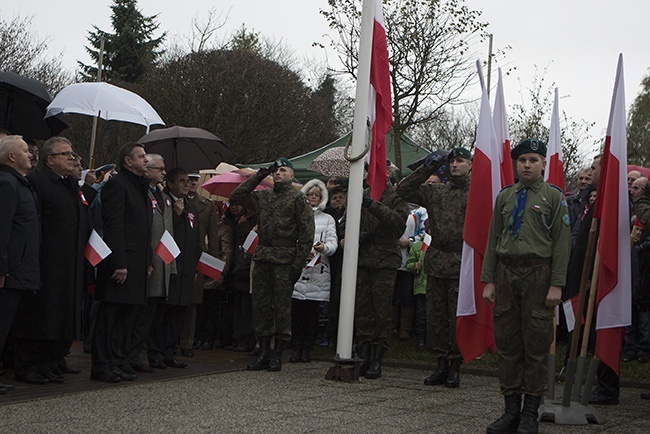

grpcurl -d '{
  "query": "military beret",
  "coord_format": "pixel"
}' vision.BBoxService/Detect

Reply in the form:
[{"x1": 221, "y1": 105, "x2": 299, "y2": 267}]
[
  {"x1": 187, "y1": 170, "x2": 200, "y2": 179},
  {"x1": 274, "y1": 157, "x2": 293, "y2": 170},
  {"x1": 448, "y1": 147, "x2": 472, "y2": 161},
  {"x1": 511, "y1": 138, "x2": 547, "y2": 159}
]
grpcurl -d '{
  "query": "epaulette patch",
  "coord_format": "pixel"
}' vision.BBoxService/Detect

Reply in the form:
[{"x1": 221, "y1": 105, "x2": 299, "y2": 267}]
[{"x1": 562, "y1": 214, "x2": 570, "y2": 226}]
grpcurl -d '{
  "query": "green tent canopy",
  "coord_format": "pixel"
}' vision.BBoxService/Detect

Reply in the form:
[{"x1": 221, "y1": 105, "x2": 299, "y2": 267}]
[{"x1": 242, "y1": 129, "x2": 431, "y2": 184}]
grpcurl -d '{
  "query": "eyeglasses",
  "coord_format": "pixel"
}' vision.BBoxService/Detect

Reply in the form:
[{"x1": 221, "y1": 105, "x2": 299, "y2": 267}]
[
  {"x1": 147, "y1": 166, "x2": 166, "y2": 171},
  {"x1": 49, "y1": 151, "x2": 79, "y2": 160},
  {"x1": 307, "y1": 193, "x2": 321, "y2": 197}
]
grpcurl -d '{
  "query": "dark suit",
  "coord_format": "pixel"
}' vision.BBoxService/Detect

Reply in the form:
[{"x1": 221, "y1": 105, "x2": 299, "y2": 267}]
[{"x1": 92, "y1": 168, "x2": 152, "y2": 376}]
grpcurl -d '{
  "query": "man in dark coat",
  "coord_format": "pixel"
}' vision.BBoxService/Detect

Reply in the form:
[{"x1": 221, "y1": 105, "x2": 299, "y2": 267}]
[
  {"x1": 148, "y1": 168, "x2": 201, "y2": 369},
  {"x1": 0, "y1": 136, "x2": 40, "y2": 393},
  {"x1": 13, "y1": 137, "x2": 94, "y2": 385},
  {"x1": 91, "y1": 143, "x2": 152, "y2": 383}
]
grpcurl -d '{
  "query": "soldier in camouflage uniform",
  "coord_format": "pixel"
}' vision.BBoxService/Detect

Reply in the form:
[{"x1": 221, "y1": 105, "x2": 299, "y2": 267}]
[
  {"x1": 350, "y1": 181, "x2": 408, "y2": 379},
  {"x1": 396, "y1": 147, "x2": 472, "y2": 388},
  {"x1": 230, "y1": 158, "x2": 314, "y2": 372},
  {"x1": 481, "y1": 138, "x2": 570, "y2": 434}
]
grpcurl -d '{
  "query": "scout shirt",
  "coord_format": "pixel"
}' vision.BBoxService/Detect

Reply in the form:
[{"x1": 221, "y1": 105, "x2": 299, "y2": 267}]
[{"x1": 480, "y1": 176, "x2": 571, "y2": 287}]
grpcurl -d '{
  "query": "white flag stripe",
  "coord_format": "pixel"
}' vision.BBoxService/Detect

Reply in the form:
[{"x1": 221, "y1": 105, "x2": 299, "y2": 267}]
[{"x1": 88, "y1": 229, "x2": 111, "y2": 258}]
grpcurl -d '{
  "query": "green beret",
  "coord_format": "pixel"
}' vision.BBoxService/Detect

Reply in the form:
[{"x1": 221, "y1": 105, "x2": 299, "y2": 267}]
[
  {"x1": 274, "y1": 157, "x2": 293, "y2": 170},
  {"x1": 511, "y1": 138, "x2": 547, "y2": 159},
  {"x1": 448, "y1": 147, "x2": 472, "y2": 161}
]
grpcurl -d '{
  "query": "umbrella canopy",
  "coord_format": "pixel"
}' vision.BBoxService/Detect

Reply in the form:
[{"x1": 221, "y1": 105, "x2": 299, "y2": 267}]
[
  {"x1": 139, "y1": 126, "x2": 235, "y2": 172},
  {"x1": 307, "y1": 147, "x2": 351, "y2": 177},
  {"x1": 201, "y1": 170, "x2": 272, "y2": 198},
  {"x1": 45, "y1": 82, "x2": 164, "y2": 130},
  {"x1": 0, "y1": 70, "x2": 69, "y2": 139}
]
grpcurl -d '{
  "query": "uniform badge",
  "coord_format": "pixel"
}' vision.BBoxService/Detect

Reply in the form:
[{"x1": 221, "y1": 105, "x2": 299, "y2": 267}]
[
  {"x1": 78, "y1": 190, "x2": 89, "y2": 206},
  {"x1": 151, "y1": 198, "x2": 158, "y2": 209},
  {"x1": 165, "y1": 198, "x2": 172, "y2": 207},
  {"x1": 561, "y1": 200, "x2": 567, "y2": 207},
  {"x1": 530, "y1": 141, "x2": 539, "y2": 151},
  {"x1": 188, "y1": 212, "x2": 195, "y2": 228},
  {"x1": 562, "y1": 214, "x2": 570, "y2": 226}
]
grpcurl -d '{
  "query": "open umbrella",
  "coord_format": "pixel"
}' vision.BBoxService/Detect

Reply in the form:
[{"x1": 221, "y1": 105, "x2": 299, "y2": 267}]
[
  {"x1": 307, "y1": 147, "x2": 350, "y2": 177},
  {"x1": 45, "y1": 82, "x2": 164, "y2": 130},
  {"x1": 201, "y1": 170, "x2": 273, "y2": 198},
  {"x1": 0, "y1": 70, "x2": 69, "y2": 139},
  {"x1": 138, "y1": 126, "x2": 235, "y2": 172}
]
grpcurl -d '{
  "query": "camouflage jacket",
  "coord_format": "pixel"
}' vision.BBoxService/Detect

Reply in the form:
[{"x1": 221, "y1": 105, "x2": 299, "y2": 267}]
[
  {"x1": 397, "y1": 165, "x2": 470, "y2": 278},
  {"x1": 349, "y1": 184, "x2": 408, "y2": 269},
  {"x1": 230, "y1": 171, "x2": 314, "y2": 268}
]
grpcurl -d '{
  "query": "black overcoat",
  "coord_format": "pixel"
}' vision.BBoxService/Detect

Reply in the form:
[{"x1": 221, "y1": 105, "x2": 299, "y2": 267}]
[{"x1": 96, "y1": 169, "x2": 152, "y2": 305}]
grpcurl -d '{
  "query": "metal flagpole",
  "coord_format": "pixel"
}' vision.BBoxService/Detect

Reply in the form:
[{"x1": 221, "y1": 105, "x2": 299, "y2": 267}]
[{"x1": 88, "y1": 36, "x2": 104, "y2": 169}]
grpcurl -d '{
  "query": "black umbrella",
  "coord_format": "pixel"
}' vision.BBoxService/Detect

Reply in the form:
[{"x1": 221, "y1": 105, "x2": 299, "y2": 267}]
[
  {"x1": 0, "y1": 71, "x2": 69, "y2": 139},
  {"x1": 138, "y1": 126, "x2": 235, "y2": 171}
]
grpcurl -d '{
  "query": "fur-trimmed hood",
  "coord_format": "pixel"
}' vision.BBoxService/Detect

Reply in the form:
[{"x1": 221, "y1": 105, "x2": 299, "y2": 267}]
[{"x1": 301, "y1": 178, "x2": 328, "y2": 211}]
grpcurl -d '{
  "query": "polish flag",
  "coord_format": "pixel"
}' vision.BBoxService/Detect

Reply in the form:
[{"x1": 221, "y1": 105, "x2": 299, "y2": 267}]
[
  {"x1": 84, "y1": 229, "x2": 112, "y2": 266},
  {"x1": 456, "y1": 60, "x2": 500, "y2": 363},
  {"x1": 421, "y1": 233, "x2": 432, "y2": 253},
  {"x1": 155, "y1": 230, "x2": 180, "y2": 264},
  {"x1": 306, "y1": 253, "x2": 322, "y2": 268},
  {"x1": 365, "y1": 0, "x2": 392, "y2": 200},
  {"x1": 562, "y1": 295, "x2": 584, "y2": 333},
  {"x1": 243, "y1": 230, "x2": 258, "y2": 255},
  {"x1": 544, "y1": 87, "x2": 565, "y2": 190},
  {"x1": 196, "y1": 252, "x2": 226, "y2": 281},
  {"x1": 493, "y1": 68, "x2": 514, "y2": 187},
  {"x1": 594, "y1": 54, "x2": 632, "y2": 375}
]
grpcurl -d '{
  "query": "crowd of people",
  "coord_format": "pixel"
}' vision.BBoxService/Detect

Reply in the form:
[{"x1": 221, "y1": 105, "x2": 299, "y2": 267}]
[{"x1": 1, "y1": 128, "x2": 647, "y2": 433}]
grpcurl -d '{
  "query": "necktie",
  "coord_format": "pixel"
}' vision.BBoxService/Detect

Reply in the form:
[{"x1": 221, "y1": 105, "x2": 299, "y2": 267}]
[{"x1": 508, "y1": 187, "x2": 527, "y2": 238}]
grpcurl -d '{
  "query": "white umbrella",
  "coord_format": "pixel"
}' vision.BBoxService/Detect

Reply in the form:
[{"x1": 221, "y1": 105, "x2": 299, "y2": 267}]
[{"x1": 45, "y1": 82, "x2": 164, "y2": 131}]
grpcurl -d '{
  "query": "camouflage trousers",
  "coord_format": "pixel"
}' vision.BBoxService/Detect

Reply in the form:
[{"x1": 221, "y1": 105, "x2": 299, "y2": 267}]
[
  {"x1": 493, "y1": 259, "x2": 554, "y2": 396},
  {"x1": 426, "y1": 277, "x2": 460, "y2": 359},
  {"x1": 355, "y1": 267, "x2": 396, "y2": 348},
  {"x1": 251, "y1": 261, "x2": 293, "y2": 342}
]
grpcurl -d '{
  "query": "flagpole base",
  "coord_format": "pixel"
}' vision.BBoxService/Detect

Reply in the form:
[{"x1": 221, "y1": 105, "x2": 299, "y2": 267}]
[
  {"x1": 539, "y1": 399, "x2": 605, "y2": 425},
  {"x1": 324, "y1": 355, "x2": 363, "y2": 383}
]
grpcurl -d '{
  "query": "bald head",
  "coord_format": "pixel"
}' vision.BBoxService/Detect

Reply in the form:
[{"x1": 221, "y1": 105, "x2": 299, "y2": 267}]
[
  {"x1": 0, "y1": 135, "x2": 32, "y2": 175},
  {"x1": 631, "y1": 177, "x2": 648, "y2": 203}
]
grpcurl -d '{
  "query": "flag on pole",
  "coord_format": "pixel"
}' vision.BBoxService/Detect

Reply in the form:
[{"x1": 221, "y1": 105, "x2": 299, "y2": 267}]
[
  {"x1": 421, "y1": 233, "x2": 432, "y2": 253},
  {"x1": 155, "y1": 230, "x2": 180, "y2": 264},
  {"x1": 456, "y1": 60, "x2": 500, "y2": 363},
  {"x1": 243, "y1": 230, "x2": 258, "y2": 255},
  {"x1": 306, "y1": 253, "x2": 322, "y2": 268},
  {"x1": 594, "y1": 54, "x2": 632, "y2": 375},
  {"x1": 84, "y1": 229, "x2": 111, "y2": 266},
  {"x1": 544, "y1": 87, "x2": 565, "y2": 190},
  {"x1": 493, "y1": 68, "x2": 514, "y2": 187},
  {"x1": 365, "y1": 0, "x2": 392, "y2": 200},
  {"x1": 196, "y1": 252, "x2": 226, "y2": 281},
  {"x1": 562, "y1": 295, "x2": 584, "y2": 333}
]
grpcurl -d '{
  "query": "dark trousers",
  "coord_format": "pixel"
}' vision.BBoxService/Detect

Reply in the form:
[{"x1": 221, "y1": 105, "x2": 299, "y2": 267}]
[
  {"x1": 0, "y1": 289, "x2": 22, "y2": 356},
  {"x1": 14, "y1": 338, "x2": 53, "y2": 378},
  {"x1": 232, "y1": 290, "x2": 255, "y2": 347},
  {"x1": 91, "y1": 301, "x2": 138, "y2": 374},
  {"x1": 414, "y1": 293, "x2": 427, "y2": 342},
  {"x1": 82, "y1": 292, "x2": 99, "y2": 353},
  {"x1": 291, "y1": 299, "x2": 320, "y2": 350},
  {"x1": 148, "y1": 304, "x2": 183, "y2": 361},
  {"x1": 595, "y1": 361, "x2": 620, "y2": 399},
  {"x1": 52, "y1": 339, "x2": 73, "y2": 371},
  {"x1": 126, "y1": 299, "x2": 160, "y2": 366}
]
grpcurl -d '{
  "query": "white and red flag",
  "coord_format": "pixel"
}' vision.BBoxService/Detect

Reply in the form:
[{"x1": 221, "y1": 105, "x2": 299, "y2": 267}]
[
  {"x1": 196, "y1": 252, "x2": 226, "y2": 281},
  {"x1": 365, "y1": 0, "x2": 392, "y2": 200},
  {"x1": 544, "y1": 87, "x2": 565, "y2": 190},
  {"x1": 243, "y1": 229, "x2": 258, "y2": 255},
  {"x1": 306, "y1": 253, "x2": 322, "y2": 268},
  {"x1": 456, "y1": 60, "x2": 500, "y2": 363},
  {"x1": 493, "y1": 68, "x2": 514, "y2": 187},
  {"x1": 421, "y1": 233, "x2": 432, "y2": 253},
  {"x1": 84, "y1": 229, "x2": 111, "y2": 266},
  {"x1": 594, "y1": 54, "x2": 632, "y2": 375},
  {"x1": 154, "y1": 230, "x2": 180, "y2": 265},
  {"x1": 562, "y1": 295, "x2": 584, "y2": 333}
]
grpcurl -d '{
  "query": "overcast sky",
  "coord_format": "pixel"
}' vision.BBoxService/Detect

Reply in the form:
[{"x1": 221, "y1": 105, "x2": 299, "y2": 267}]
[{"x1": 5, "y1": 0, "x2": 649, "y2": 158}]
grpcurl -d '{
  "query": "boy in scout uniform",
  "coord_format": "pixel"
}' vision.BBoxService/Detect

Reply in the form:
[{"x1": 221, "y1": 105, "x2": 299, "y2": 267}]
[{"x1": 481, "y1": 138, "x2": 571, "y2": 434}]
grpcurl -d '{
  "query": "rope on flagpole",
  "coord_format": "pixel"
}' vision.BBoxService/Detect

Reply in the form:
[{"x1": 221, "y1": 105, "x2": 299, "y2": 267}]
[{"x1": 343, "y1": 120, "x2": 372, "y2": 162}]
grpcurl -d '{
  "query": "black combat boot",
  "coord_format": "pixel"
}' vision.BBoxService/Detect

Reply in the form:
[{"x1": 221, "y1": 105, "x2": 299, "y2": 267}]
[
  {"x1": 445, "y1": 358, "x2": 462, "y2": 388},
  {"x1": 486, "y1": 394, "x2": 521, "y2": 434},
  {"x1": 267, "y1": 339, "x2": 287, "y2": 372},
  {"x1": 246, "y1": 337, "x2": 271, "y2": 371},
  {"x1": 516, "y1": 395, "x2": 541, "y2": 434},
  {"x1": 364, "y1": 345, "x2": 385, "y2": 379},
  {"x1": 423, "y1": 356, "x2": 448, "y2": 386},
  {"x1": 288, "y1": 344, "x2": 302, "y2": 363},
  {"x1": 357, "y1": 344, "x2": 372, "y2": 376}
]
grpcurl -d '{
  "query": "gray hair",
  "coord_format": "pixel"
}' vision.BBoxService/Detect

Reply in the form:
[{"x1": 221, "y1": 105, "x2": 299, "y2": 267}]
[
  {"x1": 42, "y1": 136, "x2": 73, "y2": 157},
  {"x1": 145, "y1": 153, "x2": 164, "y2": 167},
  {"x1": 0, "y1": 135, "x2": 25, "y2": 161}
]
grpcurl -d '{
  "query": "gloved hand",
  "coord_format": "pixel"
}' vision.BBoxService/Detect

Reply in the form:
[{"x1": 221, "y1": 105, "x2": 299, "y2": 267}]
[
  {"x1": 258, "y1": 162, "x2": 277, "y2": 178},
  {"x1": 424, "y1": 157, "x2": 444, "y2": 174},
  {"x1": 290, "y1": 266, "x2": 303, "y2": 285},
  {"x1": 362, "y1": 195, "x2": 373, "y2": 207}
]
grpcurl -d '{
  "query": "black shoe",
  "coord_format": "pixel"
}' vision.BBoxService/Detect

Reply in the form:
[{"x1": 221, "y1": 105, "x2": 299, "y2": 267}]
[
  {"x1": 638, "y1": 354, "x2": 649, "y2": 363},
  {"x1": 445, "y1": 359, "x2": 461, "y2": 388},
  {"x1": 132, "y1": 364, "x2": 155, "y2": 373},
  {"x1": 199, "y1": 341, "x2": 213, "y2": 350},
  {"x1": 62, "y1": 366, "x2": 82, "y2": 374},
  {"x1": 588, "y1": 391, "x2": 619, "y2": 405},
  {"x1": 0, "y1": 382, "x2": 15, "y2": 391},
  {"x1": 288, "y1": 348, "x2": 302, "y2": 363},
  {"x1": 0, "y1": 387, "x2": 7, "y2": 394},
  {"x1": 486, "y1": 394, "x2": 521, "y2": 434},
  {"x1": 149, "y1": 358, "x2": 167, "y2": 370},
  {"x1": 119, "y1": 364, "x2": 137, "y2": 375},
  {"x1": 364, "y1": 345, "x2": 385, "y2": 379},
  {"x1": 181, "y1": 348, "x2": 194, "y2": 358},
  {"x1": 622, "y1": 354, "x2": 636, "y2": 363},
  {"x1": 110, "y1": 367, "x2": 137, "y2": 381},
  {"x1": 424, "y1": 357, "x2": 449, "y2": 386},
  {"x1": 248, "y1": 337, "x2": 272, "y2": 371},
  {"x1": 90, "y1": 370, "x2": 121, "y2": 383},
  {"x1": 641, "y1": 392, "x2": 650, "y2": 400},
  {"x1": 164, "y1": 358, "x2": 188, "y2": 368},
  {"x1": 17, "y1": 372, "x2": 49, "y2": 385},
  {"x1": 192, "y1": 340, "x2": 203, "y2": 350},
  {"x1": 300, "y1": 349, "x2": 312, "y2": 363},
  {"x1": 46, "y1": 372, "x2": 66, "y2": 383},
  {"x1": 267, "y1": 340, "x2": 287, "y2": 372}
]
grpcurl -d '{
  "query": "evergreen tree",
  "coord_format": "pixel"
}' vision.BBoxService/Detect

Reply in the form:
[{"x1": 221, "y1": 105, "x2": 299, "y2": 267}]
[
  {"x1": 78, "y1": 0, "x2": 165, "y2": 83},
  {"x1": 628, "y1": 71, "x2": 650, "y2": 165}
]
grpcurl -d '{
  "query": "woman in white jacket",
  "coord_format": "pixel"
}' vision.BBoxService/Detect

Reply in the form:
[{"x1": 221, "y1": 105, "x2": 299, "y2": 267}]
[{"x1": 290, "y1": 179, "x2": 338, "y2": 363}]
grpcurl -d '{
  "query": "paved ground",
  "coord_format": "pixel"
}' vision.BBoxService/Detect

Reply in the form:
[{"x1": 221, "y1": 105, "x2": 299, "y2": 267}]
[{"x1": 1, "y1": 351, "x2": 649, "y2": 433}]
